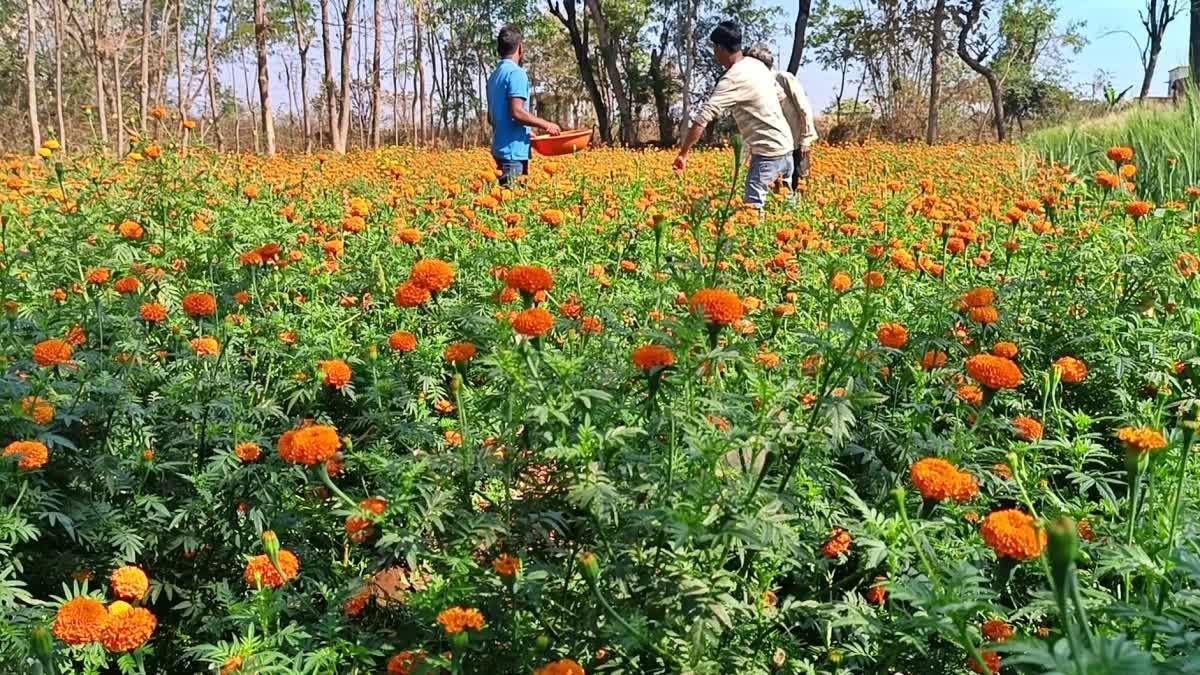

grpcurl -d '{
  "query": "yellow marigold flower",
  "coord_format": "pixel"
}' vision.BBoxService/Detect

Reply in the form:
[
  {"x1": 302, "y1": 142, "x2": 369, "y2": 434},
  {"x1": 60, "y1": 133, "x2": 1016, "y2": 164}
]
[
  {"x1": 1116, "y1": 426, "x2": 1167, "y2": 453},
  {"x1": 436, "y1": 606, "x2": 484, "y2": 634}
]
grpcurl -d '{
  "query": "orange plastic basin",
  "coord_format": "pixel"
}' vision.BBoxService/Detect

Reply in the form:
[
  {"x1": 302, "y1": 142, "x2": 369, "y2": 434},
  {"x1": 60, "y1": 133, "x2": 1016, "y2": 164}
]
[{"x1": 530, "y1": 128, "x2": 593, "y2": 156}]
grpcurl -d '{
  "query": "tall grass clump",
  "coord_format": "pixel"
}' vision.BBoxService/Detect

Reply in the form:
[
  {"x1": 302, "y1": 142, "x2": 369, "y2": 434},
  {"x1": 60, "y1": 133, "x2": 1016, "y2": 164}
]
[{"x1": 1029, "y1": 90, "x2": 1200, "y2": 202}]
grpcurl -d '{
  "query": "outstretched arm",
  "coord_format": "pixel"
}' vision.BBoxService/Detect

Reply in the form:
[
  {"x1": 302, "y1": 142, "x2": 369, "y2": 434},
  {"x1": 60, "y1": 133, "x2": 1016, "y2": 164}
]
[
  {"x1": 673, "y1": 122, "x2": 707, "y2": 173},
  {"x1": 510, "y1": 97, "x2": 561, "y2": 136}
]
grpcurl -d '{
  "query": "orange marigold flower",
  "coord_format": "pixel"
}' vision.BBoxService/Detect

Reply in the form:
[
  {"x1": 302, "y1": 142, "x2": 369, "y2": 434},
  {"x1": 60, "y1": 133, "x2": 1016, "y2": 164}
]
[
  {"x1": 965, "y1": 353, "x2": 1022, "y2": 389},
  {"x1": 345, "y1": 497, "x2": 387, "y2": 543},
  {"x1": 114, "y1": 276, "x2": 141, "y2": 294},
  {"x1": 182, "y1": 292, "x2": 217, "y2": 317},
  {"x1": 1106, "y1": 146, "x2": 1134, "y2": 162},
  {"x1": 830, "y1": 271, "x2": 852, "y2": 291},
  {"x1": 277, "y1": 424, "x2": 342, "y2": 465},
  {"x1": 821, "y1": 527, "x2": 852, "y2": 558},
  {"x1": 32, "y1": 338, "x2": 73, "y2": 367},
  {"x1": 540, "y1": 209, "x2": 566, "y2": 226},
  {"x1": 444, "y1": 342, "x2": 477, "y2": 363},
  {"x1": 86, "y1": 268, "x2": 111, "y2": 284},
  {"x1": 961, "y1": 286, "x2": 995, "y2": 308},
  {"x1": 980, "y1": 508, "x2": 1045, "y2": 560},
  {"x1": 139, "y1": 302, "x2": 168, "y2": 322},
  {"x1": 512, "y1": 307, "x2": 555, "y2": 337},
  {"x1": 393, "y1": 282, "x2": 430, "y2": 308},
  {"x1": 1012, "y1": 416, "x2": 1043, "y2": 441},
  {"x1": 1116, "y1": 426, "x2": 1167, "y2": 453},
  {"x1": 505, "y1": 264, "x2": 554, "y2": 294},
  {"x1": 864, "y1": 576, "x2": 887, "y2": 605},
  {"x1": 110, "y1": 566, "x2": 149, "y2": 601},
  {"x1": 387, "y1": 650, "x2": 429, "y2": 675},
  {"x1": 863, "y1": 270, "x2": 885, "y2": 289},
  {"x1": 492, "y1": 553, "x2": 521, "y2": 577},
  {"x1": 234, "y1": 441, "x2": 261, "y2": 462},
  {"x1": 66, "y1": 324, "x2": 87, "y2": 346},
  {"x1": 968, "y1": 650, "x2": 1000, "y2": 675},
  {"x1": 877, "y1": 322, "x2": 908, "y2": 349},
  {"x1": 53, "y1": 596, "x2": 109, "y2": 645},
  {"x1": 968, "y1": 305, "x2": 999, "y2": 324},
  {"x1": 921, "y1": 350, "x2": 948, "y2": 370},
  {"x1": 957, "y1": 384, "x2": 983, "y2": 406},
  {"x1": 1125, "y1": 201, "x2": 1152, "y2": 218},
  {"x1": 436, "y1": 606, "x2": 485, "y2": 634},
  {"x1": 243, "y1": 549, "x2": 300, "y2": 588},
  {"x1": 534, "y1": 659, "x2": 586, "y2": 675},
  {"x1": 909, "y1": 457, "x2": 978, "y2": 502},
  {"x1": 118, "y1": 220, "x2": 144, "y2": 239},
  {"x1": 992, "y1": 341, "x2": 1018, "y2": 359},
  {"x1": 21, "y1": 396, "x2": 54, "y2": 425},
  {"x1": 689, "y1": 288, "x2": 744, "y2": 325},
  {"x1": 319, "y1": 359, "x2": 352, "y2": 388},
  {"x1": 982, "y1": 618, "x2": 1014, "y2": 643},
  {"x1": 1176, "y1": 253, "x2": 1200, "y2": 277},
  {"x1": 409, "y1": 259, "x2": 455, "y2": 293},
  {"x1": 1053, "y1": 356, "x2": 1088, "y2": 383},
  {"x1": 190, "y1": 336, "x2": 220, "y2": 356},
  {"x1": 3, "y1": 440, "x2": 49, "y2": 470},
  {"x1": 388, "y1": 331, "x2": 417, "y2": 352}
]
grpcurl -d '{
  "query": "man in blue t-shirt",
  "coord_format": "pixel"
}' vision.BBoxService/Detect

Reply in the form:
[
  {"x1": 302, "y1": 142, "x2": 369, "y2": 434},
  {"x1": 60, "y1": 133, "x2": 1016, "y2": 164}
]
[{"x1": 487, "y1": 25, "x2": 560, "y2": 185}]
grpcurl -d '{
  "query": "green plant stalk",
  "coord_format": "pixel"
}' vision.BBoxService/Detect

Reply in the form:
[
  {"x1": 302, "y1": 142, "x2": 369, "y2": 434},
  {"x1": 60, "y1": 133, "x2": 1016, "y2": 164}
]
[
  {"x1": 317, "y1": 463, "x2": 359, "y2": 510},
  {"x1": 1149, "y1": 422, "x2": 1197, "y2": 629},
  {"x1": 583, "y1": 574, "x2": 675, "y2": 664},
  {"x1": 893, "y1": 489, "x2": 940, "y2": 588},
  {"x1": 958, "y1": 623, "x2": 993, "y2": 675}
]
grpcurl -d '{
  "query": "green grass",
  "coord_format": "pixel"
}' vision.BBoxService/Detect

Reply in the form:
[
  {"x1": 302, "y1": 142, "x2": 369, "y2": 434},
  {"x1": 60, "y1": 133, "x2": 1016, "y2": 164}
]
[{"x1": 1027, "y1": 93, "x2": 1200, "y2": 202}]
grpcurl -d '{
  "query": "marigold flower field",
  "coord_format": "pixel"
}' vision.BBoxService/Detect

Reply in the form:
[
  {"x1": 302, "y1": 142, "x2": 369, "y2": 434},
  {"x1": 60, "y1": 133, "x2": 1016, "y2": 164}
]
[{"x1": 2, "y1": 141, "x2": 1200, "y2": 674}]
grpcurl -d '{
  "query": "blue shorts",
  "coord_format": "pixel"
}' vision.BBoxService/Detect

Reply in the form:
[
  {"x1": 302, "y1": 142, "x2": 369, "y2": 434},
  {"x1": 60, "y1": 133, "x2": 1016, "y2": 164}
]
[
  {"x1": 494, "y1": 157, "x2": 528, "y2": 186},
  {"x1": 744, "y1": 153, "x2": 794, "y2": 208}
]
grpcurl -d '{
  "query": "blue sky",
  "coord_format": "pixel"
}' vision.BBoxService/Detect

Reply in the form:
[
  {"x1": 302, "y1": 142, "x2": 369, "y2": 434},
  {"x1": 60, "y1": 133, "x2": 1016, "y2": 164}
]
[{"x1": 781, "y1": 0, "x2": 1193, "y2": 112}]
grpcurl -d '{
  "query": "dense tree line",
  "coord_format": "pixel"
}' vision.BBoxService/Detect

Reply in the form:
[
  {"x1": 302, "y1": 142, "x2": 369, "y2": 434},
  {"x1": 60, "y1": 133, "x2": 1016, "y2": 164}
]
[{"x1": 1, "y1": 0, "x2": 1195, "y2": 155}]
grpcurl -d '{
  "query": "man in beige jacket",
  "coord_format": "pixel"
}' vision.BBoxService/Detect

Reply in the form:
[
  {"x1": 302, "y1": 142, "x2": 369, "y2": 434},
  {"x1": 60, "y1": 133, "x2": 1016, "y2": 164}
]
[
  {"x1": 746, "y1": 44, "x2": 817, "y2": 191},
  {"x1": 673, "y1": 21, "x2": 794, "y2": 208}
]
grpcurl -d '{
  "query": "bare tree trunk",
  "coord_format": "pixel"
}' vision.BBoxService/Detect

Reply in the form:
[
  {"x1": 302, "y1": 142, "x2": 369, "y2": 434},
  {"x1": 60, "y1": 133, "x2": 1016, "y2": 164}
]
[
  {"x1": 112, "y1": 52, "x2": 126, "y2": 152},
  {"x1": 155, "y1": 1, "x2": 173, "y2": 111},
  {"x1": 53, "y1": 0, "x2": 67, "y2": 149},
  {"x1": 416, "y1": 0, "x2": 427, "y2": 144},
  {"x1": 255, "y1": 0, "x2": 276, "y2": 155},
  {"x1": 176, "y1": 0, "x2": 184, "y2": 118},
  {"x1": 1192, "y1": 0, "x2": 1200, "y2": 89},
  {"x1": 25, "y1": 0, "x2": 41, "y2": 153},
  {"x1": 392, "y1": 3, "x2": 401, "y2": 144},
  {"x1": 320, "y1": 0, "x2": 339, "y2": 150},
  {"x1": 93, "y1": 7, "x2": 110, "y2": 150},
  {"x1": 649, "y1": 26, "x2": 673, "y2": 145},
  {"x1": 371, "y1": 0, "x2": 382, "y2": 147},
  {"x1": 956, "y1": 0, "x2": 1005, "y2": 141},
  {"x1": 785, "y1": 0, "x2": 813, "y2": 75},
  {"x1": 139, "y1": 0, "x2": 151, "y2": 132},
  {"x1": 205, "y1": 0, "x2": 223, "y2": 149},
  {"x1": 1138, "y1": 0, "x2": 1181, "y2": 99},
  {"x1": 336, "y1": 0, "x2": 355, "y2": 152},
  {"x1": 549, "y1": 0, "x2": 611, "y2": 142},
  {"x1": 585, "y1": 0, "x2": 634, "y2": 144},
  {"x1": 288, "y1": 0, "x2": 312, "y2": 151},
  {"x1": 926, "y1": 0, "x2": 945, "y2": 144},
  {"x1": 679, "y1": 0, "x2": 694, "y2": 142}
]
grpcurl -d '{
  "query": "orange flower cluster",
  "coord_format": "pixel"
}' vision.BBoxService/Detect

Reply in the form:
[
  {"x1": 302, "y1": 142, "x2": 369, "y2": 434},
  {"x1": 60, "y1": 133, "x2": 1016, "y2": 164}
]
[
  {"x1": 243, "y1": 549, "x2": 300, "y2": 587},
  {"x1": 512, "y1": 307, "x2": 555, "y2": 336},
  {"x1": 32, "y1": 338, "x2": 73, "y2": 367},
  {"x1": 821, "y1": 528, "x2": 852, "y2": 558},
  {"x1": 394, "y1": 282, "x2": 431, "y2": 307},
  {"x1": 182, "y1": 291, "x2": 217, "y2": 317},
  {"x1": 110, "y1": 566, "x2": 149, "y2": 601},
  {"x1": 632, "y1": 344, "x2": 674, "y2": 370},
  {"x1": 1053, "y1": 356, "x2": 1088, "y2": 383},
  {"x1": 506, "y1": 264, "x2": 554, "y2": 294},
  {"x1": 388, "y1": 331, "x2": 417, "y2": 352},
  {"x1": 534, "y1": 659, "x2": 586, "y2": 675},
  {"x1": 991, "y1": 341, "x2": 1018, "y2": 359},
  {"x1": 689, "y1": 288, "x2": 744, "y2": 325},
  {"x1": 909, "y1": 457, "x2": 978, "y2": 502},
  {"x1": 346, "y1": 497, "x2": 388, "y2": 543},
  {"x1": 965, "y1": 353, "x2": 1022, "y2": 390},
  {"x1": 1012, "y1": 416, "x2": 1043, "y2": 441},
  {"x1": 409, "y1": 258, "x2": 455, "y2": 293},
  {"x1": 492, "y1": 553, "x2": 521, "y2": 577},
  {"x1": 100, "y1": 603, "x2": 157, "y2": 652},
  {"x1": 139, "y1": 302, "x2": 168, "y2": 322},
  {"x1": 444, "y1": 341, "x2": 477, "y2": 363},
  {"x1": 877, "y1": 322, "x2": 908, "y2": 349},
  {"x1": 387, "y1": 650, "x2": 428, "y2": 675},
  {"x1": 968, "y1": 650, "x2": 1000, "y2": 675},
  {"x1": 190, "y1": 336, "x2": 220, "y2": 356},
  {"x1": 980, "y1": 509, "x2": 1045, "y2": 560},
  {"x1": 277, "y1": 424, "x2": 342, "y2": 465},
  {"x1": 436, "y1": 606, "x2": 485, "y2": 633},
  {"x1": 4, "y1": 440, "x2": 49, "y2": 470},
  {"x1": 1116, "y1": 426, "x2": 1167, "y2": 453},
  {"x1": 21, "y1": 396, "x2": 54, "y2": 425},
  {"x1": 982, "y1": 618, "x2": 1014, "y2": 643},
  {"x1": 53, "y1": 596, "x2": 110, "y2": 645},
  {"x1": 234, "y1": 441, "x2": 261, "y2": 462},
  {"x1": 319, "y1": 359, "x2": 352, "y2": 388}
]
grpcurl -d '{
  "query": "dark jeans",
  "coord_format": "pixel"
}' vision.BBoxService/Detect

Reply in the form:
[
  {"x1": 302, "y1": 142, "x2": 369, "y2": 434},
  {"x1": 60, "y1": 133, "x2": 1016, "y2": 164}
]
[
  {"x1": 791, "y1": 147, "x2": 812, "y2": 191},
  {"x1": 495, "y1": 157, "x2": 529, "y2": 186}
]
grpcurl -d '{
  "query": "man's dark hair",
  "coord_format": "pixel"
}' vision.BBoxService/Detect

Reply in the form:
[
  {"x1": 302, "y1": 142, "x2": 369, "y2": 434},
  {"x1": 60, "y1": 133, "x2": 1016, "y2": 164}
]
[
  {"x1": 709, "y1": 21, "x2": 742, "y2": 53},
  {"x1": 498, "y1": 25, "x2": 522, "y2": 58}
]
